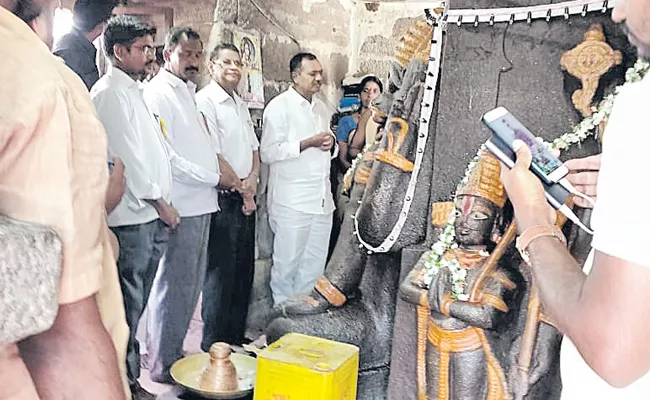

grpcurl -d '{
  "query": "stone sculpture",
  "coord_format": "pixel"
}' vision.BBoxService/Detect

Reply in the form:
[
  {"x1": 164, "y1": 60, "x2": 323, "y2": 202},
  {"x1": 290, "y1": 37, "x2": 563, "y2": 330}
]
[
  {"x1": 399, "y1": 150, "x2": 563, "y2": 400},
  {"x1": 561, "y1": 24, "x2": 623, "y2": 117}
]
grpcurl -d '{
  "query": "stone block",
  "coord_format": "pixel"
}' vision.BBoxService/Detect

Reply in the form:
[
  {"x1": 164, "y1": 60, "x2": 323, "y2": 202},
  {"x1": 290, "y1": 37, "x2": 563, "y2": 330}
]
[
  {"x1": 260, "y1": 36, "x2": 298, "y2": 82},
  {"x1": 214, "y1": 0, "x2": 238, "y2": 24},
  {"x1": 236, "y1": 0, "x2": 349, "y2": 49},
  {"x1": 430, "y1": 13, "x2": 633, "y2": 202}
]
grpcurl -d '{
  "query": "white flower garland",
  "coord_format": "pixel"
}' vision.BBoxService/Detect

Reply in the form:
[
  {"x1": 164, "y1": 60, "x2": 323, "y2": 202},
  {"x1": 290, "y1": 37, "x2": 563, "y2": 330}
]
[
  {"x1": 422, "y1": 59, "x2": 650, "y2": 299},
  {"x1": 342, "y1": 143, "x2": 373, "y2": 194},
  {"x1": 422, "y1": 149, "x2": 483, "y2": 301}
]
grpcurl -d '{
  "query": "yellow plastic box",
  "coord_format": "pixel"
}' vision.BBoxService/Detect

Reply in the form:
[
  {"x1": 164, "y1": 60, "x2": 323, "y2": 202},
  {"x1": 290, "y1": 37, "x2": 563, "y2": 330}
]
[{"x1": 254, "y1": 333, "x2": 359, "y2": 400}]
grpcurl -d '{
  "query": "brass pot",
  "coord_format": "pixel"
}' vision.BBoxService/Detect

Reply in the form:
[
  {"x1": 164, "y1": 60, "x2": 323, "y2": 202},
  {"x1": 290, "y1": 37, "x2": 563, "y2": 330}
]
[{"x1": 199, "y1": 342, "x2": 238, "y2": 392}]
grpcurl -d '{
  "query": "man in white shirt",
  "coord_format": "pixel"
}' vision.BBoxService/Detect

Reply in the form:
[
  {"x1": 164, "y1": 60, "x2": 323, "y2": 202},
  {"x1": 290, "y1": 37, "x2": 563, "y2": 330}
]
[
  {"x1": 501, "y1": 0, "x2": 650, "y2": 397},
  {"x1": 142, "y1": 27, "x2": 238, "y2": 383},
  {"x1": 90, "y1": 16, "x2": 179, "y2": 399},
  {"x1": 196, "y1": 43, "x2": 260, "y2": 348},
  {"x1": 261, "y1": 53, "x2": 337, "y2": 305}
]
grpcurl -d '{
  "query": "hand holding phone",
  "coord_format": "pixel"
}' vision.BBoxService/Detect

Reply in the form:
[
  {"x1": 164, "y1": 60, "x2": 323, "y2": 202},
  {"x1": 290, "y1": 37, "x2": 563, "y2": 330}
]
[
  {"x1": 484, "y1": 139, "x2": 570, "y2": 210},
  {"x1": 481, "y1": 107, "x2": 594, "y2": 234},
  {"x1": 482, "y1": 107, "x2": 568, "y2": 184}
]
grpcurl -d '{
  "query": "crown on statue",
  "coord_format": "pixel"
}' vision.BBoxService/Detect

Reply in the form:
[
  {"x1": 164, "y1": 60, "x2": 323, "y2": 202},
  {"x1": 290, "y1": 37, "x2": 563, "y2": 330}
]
[
  {"x1": 456, "y1": 150, "x2": 507, "y2": 208},
  {"x1": 396, "y1": 20, "x2": 434, "y2": 67}
]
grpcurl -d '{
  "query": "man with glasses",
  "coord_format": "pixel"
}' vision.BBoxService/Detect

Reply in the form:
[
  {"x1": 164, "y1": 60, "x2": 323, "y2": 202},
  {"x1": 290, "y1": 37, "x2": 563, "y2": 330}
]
[
  {"x1": 197, "y1": 43, "x2": 259, "y2": 349},
  {"x1": 91, "y1": 15, "x2": 179, "y2": 400}
]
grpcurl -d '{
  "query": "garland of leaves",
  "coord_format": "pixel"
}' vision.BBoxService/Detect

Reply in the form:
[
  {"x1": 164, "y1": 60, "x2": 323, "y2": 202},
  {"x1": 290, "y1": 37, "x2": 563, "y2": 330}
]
[{"x1": 423, "y1": 59, "x2": 650, "y2": 299}]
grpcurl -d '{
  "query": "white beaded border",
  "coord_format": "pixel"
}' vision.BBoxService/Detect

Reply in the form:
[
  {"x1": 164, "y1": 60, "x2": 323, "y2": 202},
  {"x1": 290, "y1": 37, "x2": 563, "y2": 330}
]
[{"x1": 445, "y1": 0, "x2": 615, "y2": 27}]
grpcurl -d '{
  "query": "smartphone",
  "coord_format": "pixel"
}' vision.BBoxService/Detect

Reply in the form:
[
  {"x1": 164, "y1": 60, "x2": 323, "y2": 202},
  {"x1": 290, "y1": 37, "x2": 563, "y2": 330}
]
[
  {"x1": 482, "y1": 106, "x2": 568, "y2": 184},
  {"x1": 484, "y1": 138, "x2": 570, "y2": 210}
]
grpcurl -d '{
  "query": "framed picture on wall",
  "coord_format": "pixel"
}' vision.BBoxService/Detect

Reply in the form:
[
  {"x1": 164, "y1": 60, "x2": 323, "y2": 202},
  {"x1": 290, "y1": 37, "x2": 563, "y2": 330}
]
[{"x1": 233, "y1": 30, "x2": 265, "y2": 109}]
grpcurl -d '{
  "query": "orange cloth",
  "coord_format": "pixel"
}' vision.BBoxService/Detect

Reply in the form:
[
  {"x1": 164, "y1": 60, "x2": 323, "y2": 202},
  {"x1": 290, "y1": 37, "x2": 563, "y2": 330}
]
[
  {"x1": 0, "y1": 7, "x2": 129, "y2": 399},
  {"x1": 427, "y1": 320, "x2": 511, "y2": 400}
]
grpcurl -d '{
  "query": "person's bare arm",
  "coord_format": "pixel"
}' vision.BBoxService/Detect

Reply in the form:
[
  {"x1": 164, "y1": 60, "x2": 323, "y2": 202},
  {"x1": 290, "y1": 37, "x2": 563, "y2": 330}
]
[
  {"x1": 18, "y1": 296, "x2": 124, "y2": 399},
  {"x1": 525, "y1": 237, "x2": 650, "y2": 387},
  {"x1": 501, "y1": 141, "x2": 650, "y2": 387},
  {"x1": 338, "y1": 141, "x2": 351, "y2": 170},
  {"x1": 105, "y1": 158, "x2": 125, "y2": 214},
  {"x1": 241, "y1": 151, "x2": 260, "y2": 199},
  {"x1": 349, "y1": 109, "x2": 372, "y2": 158}
]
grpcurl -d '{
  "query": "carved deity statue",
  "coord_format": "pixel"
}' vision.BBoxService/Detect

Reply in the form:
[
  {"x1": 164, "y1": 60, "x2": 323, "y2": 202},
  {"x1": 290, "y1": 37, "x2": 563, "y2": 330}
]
[
  {"x1": 400, "y1": 150, "x2": 561, "y2": 400},
  {"x1": 401, "y1": 150, "x2": 519, "y2": 399}
]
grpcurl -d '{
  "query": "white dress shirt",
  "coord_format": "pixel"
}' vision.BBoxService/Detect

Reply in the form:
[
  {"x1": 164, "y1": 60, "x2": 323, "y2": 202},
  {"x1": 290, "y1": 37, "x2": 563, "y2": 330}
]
[
  {"x1": 560, "y1": 74, "x2": 650, "y2": 399},
  {"x1": 91, "y1": 65, "x2": 172, "y2": 227},
  {"x1": 261, "y1": 87, "x2": 336, "y2": 215},
  {"x1": 143, "y1": 68, "x2": 220, "y2": 217},
  {"x1": 196, "y1": 81, "x2": 259, "y2": 179}
]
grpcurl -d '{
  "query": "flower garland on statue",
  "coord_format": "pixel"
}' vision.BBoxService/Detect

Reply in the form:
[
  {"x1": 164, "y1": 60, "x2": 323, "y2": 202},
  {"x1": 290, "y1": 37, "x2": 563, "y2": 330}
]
[
  {"x1": 422, "y1": 59, "x2": 650, "y2": 299},
  {"x1": 551, "y1": 58, "x2": 649, "y2": 150},
  {"x1": 422, "y1": 150, "x2": 482, "y2": 301},
  {"x1": 342, "y1": 143, "x2": 373, "y2": 194}
]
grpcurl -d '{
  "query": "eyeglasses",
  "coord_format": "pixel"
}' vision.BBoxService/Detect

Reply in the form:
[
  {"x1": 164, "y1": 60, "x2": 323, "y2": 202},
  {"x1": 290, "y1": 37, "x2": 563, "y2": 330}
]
[
  {"x1": 218, "y1": 59, "x2": 244, "y2": 68},
  {"x1": 130, "y1": 44, "x2": 155, "y2": 54}
]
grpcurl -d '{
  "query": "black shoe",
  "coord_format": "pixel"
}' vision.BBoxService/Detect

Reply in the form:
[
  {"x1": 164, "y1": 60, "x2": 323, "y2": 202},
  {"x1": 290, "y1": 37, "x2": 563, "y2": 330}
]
[{"x1": 130, "y1": 382, "x2": 156, "y2": 400}]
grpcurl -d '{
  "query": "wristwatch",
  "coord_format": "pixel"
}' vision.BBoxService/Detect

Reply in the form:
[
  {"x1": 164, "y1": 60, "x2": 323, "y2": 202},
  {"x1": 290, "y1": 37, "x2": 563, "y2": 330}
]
[{"x1": 516, "y1": 225, "x2": 567, "y2": 264}]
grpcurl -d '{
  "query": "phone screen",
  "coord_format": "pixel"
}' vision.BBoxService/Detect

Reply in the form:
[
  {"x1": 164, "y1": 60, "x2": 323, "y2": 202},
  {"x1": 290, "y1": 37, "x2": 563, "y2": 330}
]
[{"x1": 488, "y1": 115, "x2": 563, "y2": 177}]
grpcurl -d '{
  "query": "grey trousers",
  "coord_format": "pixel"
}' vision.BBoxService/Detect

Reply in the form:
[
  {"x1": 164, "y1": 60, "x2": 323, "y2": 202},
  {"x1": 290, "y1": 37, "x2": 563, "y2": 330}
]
[
  {"x1": 145, "y1": 213, "x2": 211, "y2": 382},
  {"x1": 111, "y1": 219, "x2": 168, "y2": 385}
]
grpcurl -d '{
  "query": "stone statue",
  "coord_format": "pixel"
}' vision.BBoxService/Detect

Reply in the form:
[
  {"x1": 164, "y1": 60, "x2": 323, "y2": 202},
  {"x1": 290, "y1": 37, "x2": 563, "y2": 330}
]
[
  {"x1": 399, "y1": 150, "x2": 562, "y2": 400},
  {"x1": 400, "y1": 150, "x2": 519, "y2": 399}
]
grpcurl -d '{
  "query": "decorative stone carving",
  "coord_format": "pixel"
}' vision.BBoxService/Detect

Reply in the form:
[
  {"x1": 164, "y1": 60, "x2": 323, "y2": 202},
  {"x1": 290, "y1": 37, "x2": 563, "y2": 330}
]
[{"x1": 561, "y1": 24, "x2": 622, "y2": 117}]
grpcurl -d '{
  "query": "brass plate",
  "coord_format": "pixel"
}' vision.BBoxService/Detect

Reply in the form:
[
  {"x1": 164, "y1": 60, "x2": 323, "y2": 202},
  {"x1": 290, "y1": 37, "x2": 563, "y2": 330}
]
[{"x1": 170, "y1": 353, "x2": 257, "y2": 399}]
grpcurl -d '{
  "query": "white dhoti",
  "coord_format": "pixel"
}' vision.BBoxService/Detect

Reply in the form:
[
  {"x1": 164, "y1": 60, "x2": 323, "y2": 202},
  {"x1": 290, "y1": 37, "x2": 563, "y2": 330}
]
[{"x1": 268, "y1": 203, "x2": 333, "y2": 305}]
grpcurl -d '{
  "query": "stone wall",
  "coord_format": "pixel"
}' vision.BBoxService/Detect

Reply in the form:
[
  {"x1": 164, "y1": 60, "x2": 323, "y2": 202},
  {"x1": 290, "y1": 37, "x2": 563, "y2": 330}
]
[
  {"x1": 207, "y1": 0, "x2": 352, "y2": 111},
  {"x1": 351, "y1": 2, "x2": 438, "y2": 83}
]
